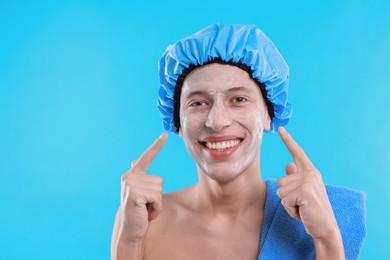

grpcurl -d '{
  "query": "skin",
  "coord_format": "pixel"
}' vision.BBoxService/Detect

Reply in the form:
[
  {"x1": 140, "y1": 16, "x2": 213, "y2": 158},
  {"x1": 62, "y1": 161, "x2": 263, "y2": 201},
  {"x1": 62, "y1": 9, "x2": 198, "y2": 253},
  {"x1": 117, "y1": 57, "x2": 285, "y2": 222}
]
[{"x1": 111, "y1": 64, "x2": 345, "y2": 260}]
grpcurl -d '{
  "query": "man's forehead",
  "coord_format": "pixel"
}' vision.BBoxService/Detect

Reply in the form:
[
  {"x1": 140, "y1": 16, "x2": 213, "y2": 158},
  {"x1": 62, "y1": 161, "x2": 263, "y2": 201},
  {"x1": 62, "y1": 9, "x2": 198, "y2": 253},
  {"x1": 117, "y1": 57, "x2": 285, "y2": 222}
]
[
  {"x1": 182, "y1": 63, "x2": 258, "y2": 94},
  {"x1": 185, "y1": 63, "x2": 251, "y2": 82}
]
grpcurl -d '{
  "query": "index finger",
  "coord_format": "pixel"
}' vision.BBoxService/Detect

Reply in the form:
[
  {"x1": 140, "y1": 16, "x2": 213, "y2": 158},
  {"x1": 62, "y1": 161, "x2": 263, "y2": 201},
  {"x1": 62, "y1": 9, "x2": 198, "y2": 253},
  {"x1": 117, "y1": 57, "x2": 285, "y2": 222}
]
[
  {"x1": 278, "y1": 126, "x2": 314, "y2": 170},
  {"x1": 132, "y1": 132, "x2": 168, "y2": 172}
]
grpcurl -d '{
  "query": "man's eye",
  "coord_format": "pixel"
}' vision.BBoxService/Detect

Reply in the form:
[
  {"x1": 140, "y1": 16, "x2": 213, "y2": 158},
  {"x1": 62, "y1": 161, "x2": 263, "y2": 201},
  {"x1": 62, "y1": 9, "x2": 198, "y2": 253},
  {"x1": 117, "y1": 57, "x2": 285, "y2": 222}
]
[
  {"x1": 232, "y1": 97, "x2": 248, "y2": 103},
  {"x1": 190, "y1": 101, "x2": 207, "y2": 106}
]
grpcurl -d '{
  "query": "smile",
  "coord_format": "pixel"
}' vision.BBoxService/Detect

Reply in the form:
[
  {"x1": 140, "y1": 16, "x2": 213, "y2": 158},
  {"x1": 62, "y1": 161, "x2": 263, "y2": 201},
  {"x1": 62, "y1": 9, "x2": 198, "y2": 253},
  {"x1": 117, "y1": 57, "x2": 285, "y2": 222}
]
[{"x1": 203, "y1": 139, "x2": 241, "y2": 151}]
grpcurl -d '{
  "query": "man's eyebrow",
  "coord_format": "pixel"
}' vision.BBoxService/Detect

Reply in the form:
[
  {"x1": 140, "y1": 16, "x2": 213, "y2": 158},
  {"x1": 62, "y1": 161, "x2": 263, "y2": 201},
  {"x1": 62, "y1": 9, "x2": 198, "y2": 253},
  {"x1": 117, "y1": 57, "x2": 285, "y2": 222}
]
[
  {"x1": 184, "y1": 87, "x2": 254, "y2": 99},
  {"x1": 184, "y1": 90, "x2": 209, "y2": 99},
  {"x1": 227, "y1": 86, "x2": 253, "y2": 93}
]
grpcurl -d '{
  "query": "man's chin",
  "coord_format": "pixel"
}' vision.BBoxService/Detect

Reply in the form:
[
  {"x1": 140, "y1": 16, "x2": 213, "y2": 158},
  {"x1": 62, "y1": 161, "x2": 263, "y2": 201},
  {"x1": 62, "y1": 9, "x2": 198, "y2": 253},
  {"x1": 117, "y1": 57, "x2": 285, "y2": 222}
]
[{"x1": 200, "y1": 168, "x2": 243, "y2": 184}]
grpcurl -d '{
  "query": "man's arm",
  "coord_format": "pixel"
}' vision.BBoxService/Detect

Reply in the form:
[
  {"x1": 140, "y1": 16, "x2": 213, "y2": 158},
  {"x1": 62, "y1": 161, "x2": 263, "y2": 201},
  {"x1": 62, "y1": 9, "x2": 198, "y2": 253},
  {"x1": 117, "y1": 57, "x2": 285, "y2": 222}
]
[
  {"x1": 111, "y1": 210, "x2": 144, "y2": 260},
  {"x1": 313, "y1": 228, "x2": 345, "y2": 260}
]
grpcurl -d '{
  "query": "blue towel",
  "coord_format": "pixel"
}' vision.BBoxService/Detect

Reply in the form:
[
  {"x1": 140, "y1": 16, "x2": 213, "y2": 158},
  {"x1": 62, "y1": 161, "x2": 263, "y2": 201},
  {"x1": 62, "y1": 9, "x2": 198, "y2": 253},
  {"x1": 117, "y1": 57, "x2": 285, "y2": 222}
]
[{"x1": 259, "y1": 179, "x2": 366, "y2": 259}]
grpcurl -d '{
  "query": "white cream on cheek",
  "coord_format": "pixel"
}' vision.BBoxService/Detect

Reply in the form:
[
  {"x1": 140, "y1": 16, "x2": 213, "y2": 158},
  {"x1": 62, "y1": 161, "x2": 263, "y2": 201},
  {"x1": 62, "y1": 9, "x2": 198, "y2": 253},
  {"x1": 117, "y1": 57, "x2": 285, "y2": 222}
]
[
  {"x1": 180, "y1": 114, "x2": 213, "y2": 173},
  {"x1": 229, "y1": 102, "x2": 265, "y2": 172}
]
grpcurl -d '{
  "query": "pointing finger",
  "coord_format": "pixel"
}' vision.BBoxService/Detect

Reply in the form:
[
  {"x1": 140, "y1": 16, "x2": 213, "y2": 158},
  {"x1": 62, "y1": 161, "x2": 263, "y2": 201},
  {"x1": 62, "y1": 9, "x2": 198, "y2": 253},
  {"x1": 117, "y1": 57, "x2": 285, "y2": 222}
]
[
  {"x1": 278, "y1": 127, "x2": 314, "y2": 170},
  {"x1": 132, "y1": 132, "x2": 168, "y2": 173}
]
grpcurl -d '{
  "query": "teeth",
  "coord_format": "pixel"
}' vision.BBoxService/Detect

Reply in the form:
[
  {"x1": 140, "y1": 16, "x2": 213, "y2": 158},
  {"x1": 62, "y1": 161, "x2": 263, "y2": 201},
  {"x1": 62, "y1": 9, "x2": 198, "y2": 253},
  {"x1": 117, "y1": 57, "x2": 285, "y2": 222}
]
[{"x1": 205, "y1": 140, "x2": 241, "y2": 150}]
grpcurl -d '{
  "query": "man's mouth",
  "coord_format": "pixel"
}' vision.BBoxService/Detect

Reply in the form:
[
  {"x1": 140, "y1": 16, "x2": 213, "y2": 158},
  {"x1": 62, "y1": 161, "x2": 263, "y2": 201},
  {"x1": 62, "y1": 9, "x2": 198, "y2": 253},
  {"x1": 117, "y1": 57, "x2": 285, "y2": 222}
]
[{"x1": 203, "y1": 139, "x2": 241, "y2": 151}]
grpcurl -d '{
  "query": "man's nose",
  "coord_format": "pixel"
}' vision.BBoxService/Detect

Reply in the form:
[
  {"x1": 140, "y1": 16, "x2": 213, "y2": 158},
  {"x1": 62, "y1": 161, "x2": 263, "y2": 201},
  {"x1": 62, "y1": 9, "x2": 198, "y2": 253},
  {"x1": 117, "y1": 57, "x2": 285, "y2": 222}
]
[{"x1": 205, "y1": 101, "x2": 232, "y2": 131}]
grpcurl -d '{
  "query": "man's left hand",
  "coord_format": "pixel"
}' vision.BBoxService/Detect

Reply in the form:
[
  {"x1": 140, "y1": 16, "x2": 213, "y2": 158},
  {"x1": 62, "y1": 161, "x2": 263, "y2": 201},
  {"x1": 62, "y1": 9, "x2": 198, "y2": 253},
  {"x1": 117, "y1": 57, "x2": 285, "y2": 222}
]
[{"x1": 276, "y1": 126, "x2": 340, "y2": 241}]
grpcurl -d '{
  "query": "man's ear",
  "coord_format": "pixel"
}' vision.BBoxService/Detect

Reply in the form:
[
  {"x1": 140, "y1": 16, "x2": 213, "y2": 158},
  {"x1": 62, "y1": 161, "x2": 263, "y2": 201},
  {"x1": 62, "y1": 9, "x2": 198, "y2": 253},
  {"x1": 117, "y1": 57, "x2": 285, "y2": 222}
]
[
  {"x1": 263, "y1": 111, "x2": 271, "y2": 131},
  {"x1": 178, "y1": 128, "x2": 183, "y2": 137}
]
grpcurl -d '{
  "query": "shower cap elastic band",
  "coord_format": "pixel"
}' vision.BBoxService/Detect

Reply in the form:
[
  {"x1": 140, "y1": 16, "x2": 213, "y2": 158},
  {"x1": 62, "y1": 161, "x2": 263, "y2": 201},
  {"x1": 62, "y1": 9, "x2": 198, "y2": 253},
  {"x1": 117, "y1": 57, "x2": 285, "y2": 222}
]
[{"x1": 157, "y1": 23, "x2": 293, "y2": 133}]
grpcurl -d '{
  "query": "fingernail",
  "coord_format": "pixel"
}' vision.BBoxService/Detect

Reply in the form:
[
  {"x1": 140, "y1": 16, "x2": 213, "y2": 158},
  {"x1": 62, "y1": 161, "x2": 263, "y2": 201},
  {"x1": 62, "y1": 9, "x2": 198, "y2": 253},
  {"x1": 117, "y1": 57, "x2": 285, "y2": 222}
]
[
  {"x1": 131, "y1": 160, "x2": 137, "y2": 167},
  {"x1": 159, "y1": 132, "x2": 167, "y2": 140}
]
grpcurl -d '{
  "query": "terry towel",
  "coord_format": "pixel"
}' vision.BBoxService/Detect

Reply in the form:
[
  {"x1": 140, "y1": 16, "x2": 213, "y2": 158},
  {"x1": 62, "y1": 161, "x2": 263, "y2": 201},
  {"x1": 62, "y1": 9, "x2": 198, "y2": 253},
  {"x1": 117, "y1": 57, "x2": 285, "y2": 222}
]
[{"x1": 258, "y1": 179, "x2": 366, "y2": 260}]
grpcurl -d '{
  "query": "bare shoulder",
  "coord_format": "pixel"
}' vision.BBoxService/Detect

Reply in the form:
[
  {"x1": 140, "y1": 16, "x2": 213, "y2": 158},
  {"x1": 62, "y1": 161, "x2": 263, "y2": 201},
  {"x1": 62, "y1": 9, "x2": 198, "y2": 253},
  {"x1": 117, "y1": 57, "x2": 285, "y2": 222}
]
[
  {"x1": 143, "y1": 186, "x2": 197, "y2": 257},
  {"x1": 162, "y1": 185, "x2": 196, "y2": 211},
  {"x1": 146, "y1": 185, "x2": 196, "y2": 233}
]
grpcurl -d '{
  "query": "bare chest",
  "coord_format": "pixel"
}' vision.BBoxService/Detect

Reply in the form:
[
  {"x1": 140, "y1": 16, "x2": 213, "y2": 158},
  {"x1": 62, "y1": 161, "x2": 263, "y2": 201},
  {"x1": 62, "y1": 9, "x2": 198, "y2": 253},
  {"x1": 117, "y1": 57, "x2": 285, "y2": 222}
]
[{"x1": 144, "y1": 214, "x2": 262, "y2": 260}]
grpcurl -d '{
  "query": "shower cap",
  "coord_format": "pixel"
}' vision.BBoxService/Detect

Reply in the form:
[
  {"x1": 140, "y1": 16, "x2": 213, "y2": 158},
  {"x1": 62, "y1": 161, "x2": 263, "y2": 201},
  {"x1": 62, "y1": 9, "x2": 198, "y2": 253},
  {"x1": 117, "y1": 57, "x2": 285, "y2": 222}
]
[{"x1": 157, "y1": 23, "x2": 293, "y2": 133}]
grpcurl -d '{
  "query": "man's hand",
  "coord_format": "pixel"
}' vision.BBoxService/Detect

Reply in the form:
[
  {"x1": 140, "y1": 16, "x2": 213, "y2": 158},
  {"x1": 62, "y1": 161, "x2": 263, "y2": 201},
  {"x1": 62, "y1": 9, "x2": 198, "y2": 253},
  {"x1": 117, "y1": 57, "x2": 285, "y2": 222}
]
[
  {"x1": 276, "y1": 127, "x2": 344, "y2": 258},
  {"x1": 118, "y1": 132, "x2": 168, "y2": 242}
]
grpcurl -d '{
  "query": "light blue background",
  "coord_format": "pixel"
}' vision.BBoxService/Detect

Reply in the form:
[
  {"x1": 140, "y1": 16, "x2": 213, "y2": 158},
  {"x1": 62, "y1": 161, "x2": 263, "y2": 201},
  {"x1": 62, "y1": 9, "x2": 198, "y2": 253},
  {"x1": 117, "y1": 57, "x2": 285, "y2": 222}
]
[{"x1": 1, "y1": 0, "x2": 389, "y2": 259}]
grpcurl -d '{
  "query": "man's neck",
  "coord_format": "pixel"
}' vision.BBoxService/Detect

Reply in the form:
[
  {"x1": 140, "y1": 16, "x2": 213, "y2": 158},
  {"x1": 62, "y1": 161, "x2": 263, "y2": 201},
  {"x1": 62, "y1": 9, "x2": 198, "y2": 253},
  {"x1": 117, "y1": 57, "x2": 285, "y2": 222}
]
[{"x1": 194, "y1": 157, "x2": 266, "y2": 217}]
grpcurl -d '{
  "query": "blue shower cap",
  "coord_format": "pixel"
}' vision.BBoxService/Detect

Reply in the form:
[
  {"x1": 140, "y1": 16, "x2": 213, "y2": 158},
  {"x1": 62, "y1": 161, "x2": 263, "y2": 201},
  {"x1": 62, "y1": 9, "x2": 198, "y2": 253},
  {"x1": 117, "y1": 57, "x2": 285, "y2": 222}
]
[{"x1": 157, "y1": 23, "x2": 293, "y2": 133}]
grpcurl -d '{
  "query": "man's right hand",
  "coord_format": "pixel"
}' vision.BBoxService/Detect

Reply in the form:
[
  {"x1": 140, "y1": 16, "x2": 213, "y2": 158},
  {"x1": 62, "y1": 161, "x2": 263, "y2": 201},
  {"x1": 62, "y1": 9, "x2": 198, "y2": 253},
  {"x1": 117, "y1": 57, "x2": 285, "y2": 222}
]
[{"x1": 118, "y1": 132, "x2": 168, "y2": 242}]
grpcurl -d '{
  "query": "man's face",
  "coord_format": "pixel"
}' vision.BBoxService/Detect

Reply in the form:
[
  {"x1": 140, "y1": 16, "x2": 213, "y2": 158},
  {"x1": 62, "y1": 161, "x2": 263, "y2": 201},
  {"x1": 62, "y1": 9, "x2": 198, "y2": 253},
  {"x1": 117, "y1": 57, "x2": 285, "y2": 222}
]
[{"x1": 179, "y1": 63, "x2": 270, "y2": 183}]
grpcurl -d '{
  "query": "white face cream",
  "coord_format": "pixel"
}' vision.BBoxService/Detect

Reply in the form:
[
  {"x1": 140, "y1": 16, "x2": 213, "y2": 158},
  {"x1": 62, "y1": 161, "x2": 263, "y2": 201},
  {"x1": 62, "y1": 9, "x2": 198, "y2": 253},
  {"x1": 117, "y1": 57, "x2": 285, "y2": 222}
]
[{"x1": 179, "y1": 63, "x2": 270, "y2": 183}]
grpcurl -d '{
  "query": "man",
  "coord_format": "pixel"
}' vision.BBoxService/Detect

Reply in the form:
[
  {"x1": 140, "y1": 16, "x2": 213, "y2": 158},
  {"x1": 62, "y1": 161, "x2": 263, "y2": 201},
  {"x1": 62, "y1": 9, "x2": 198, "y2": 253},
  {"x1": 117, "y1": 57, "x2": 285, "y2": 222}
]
[{"x1": 111, "y1": 24, "x2": 366, "y2": 259}]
